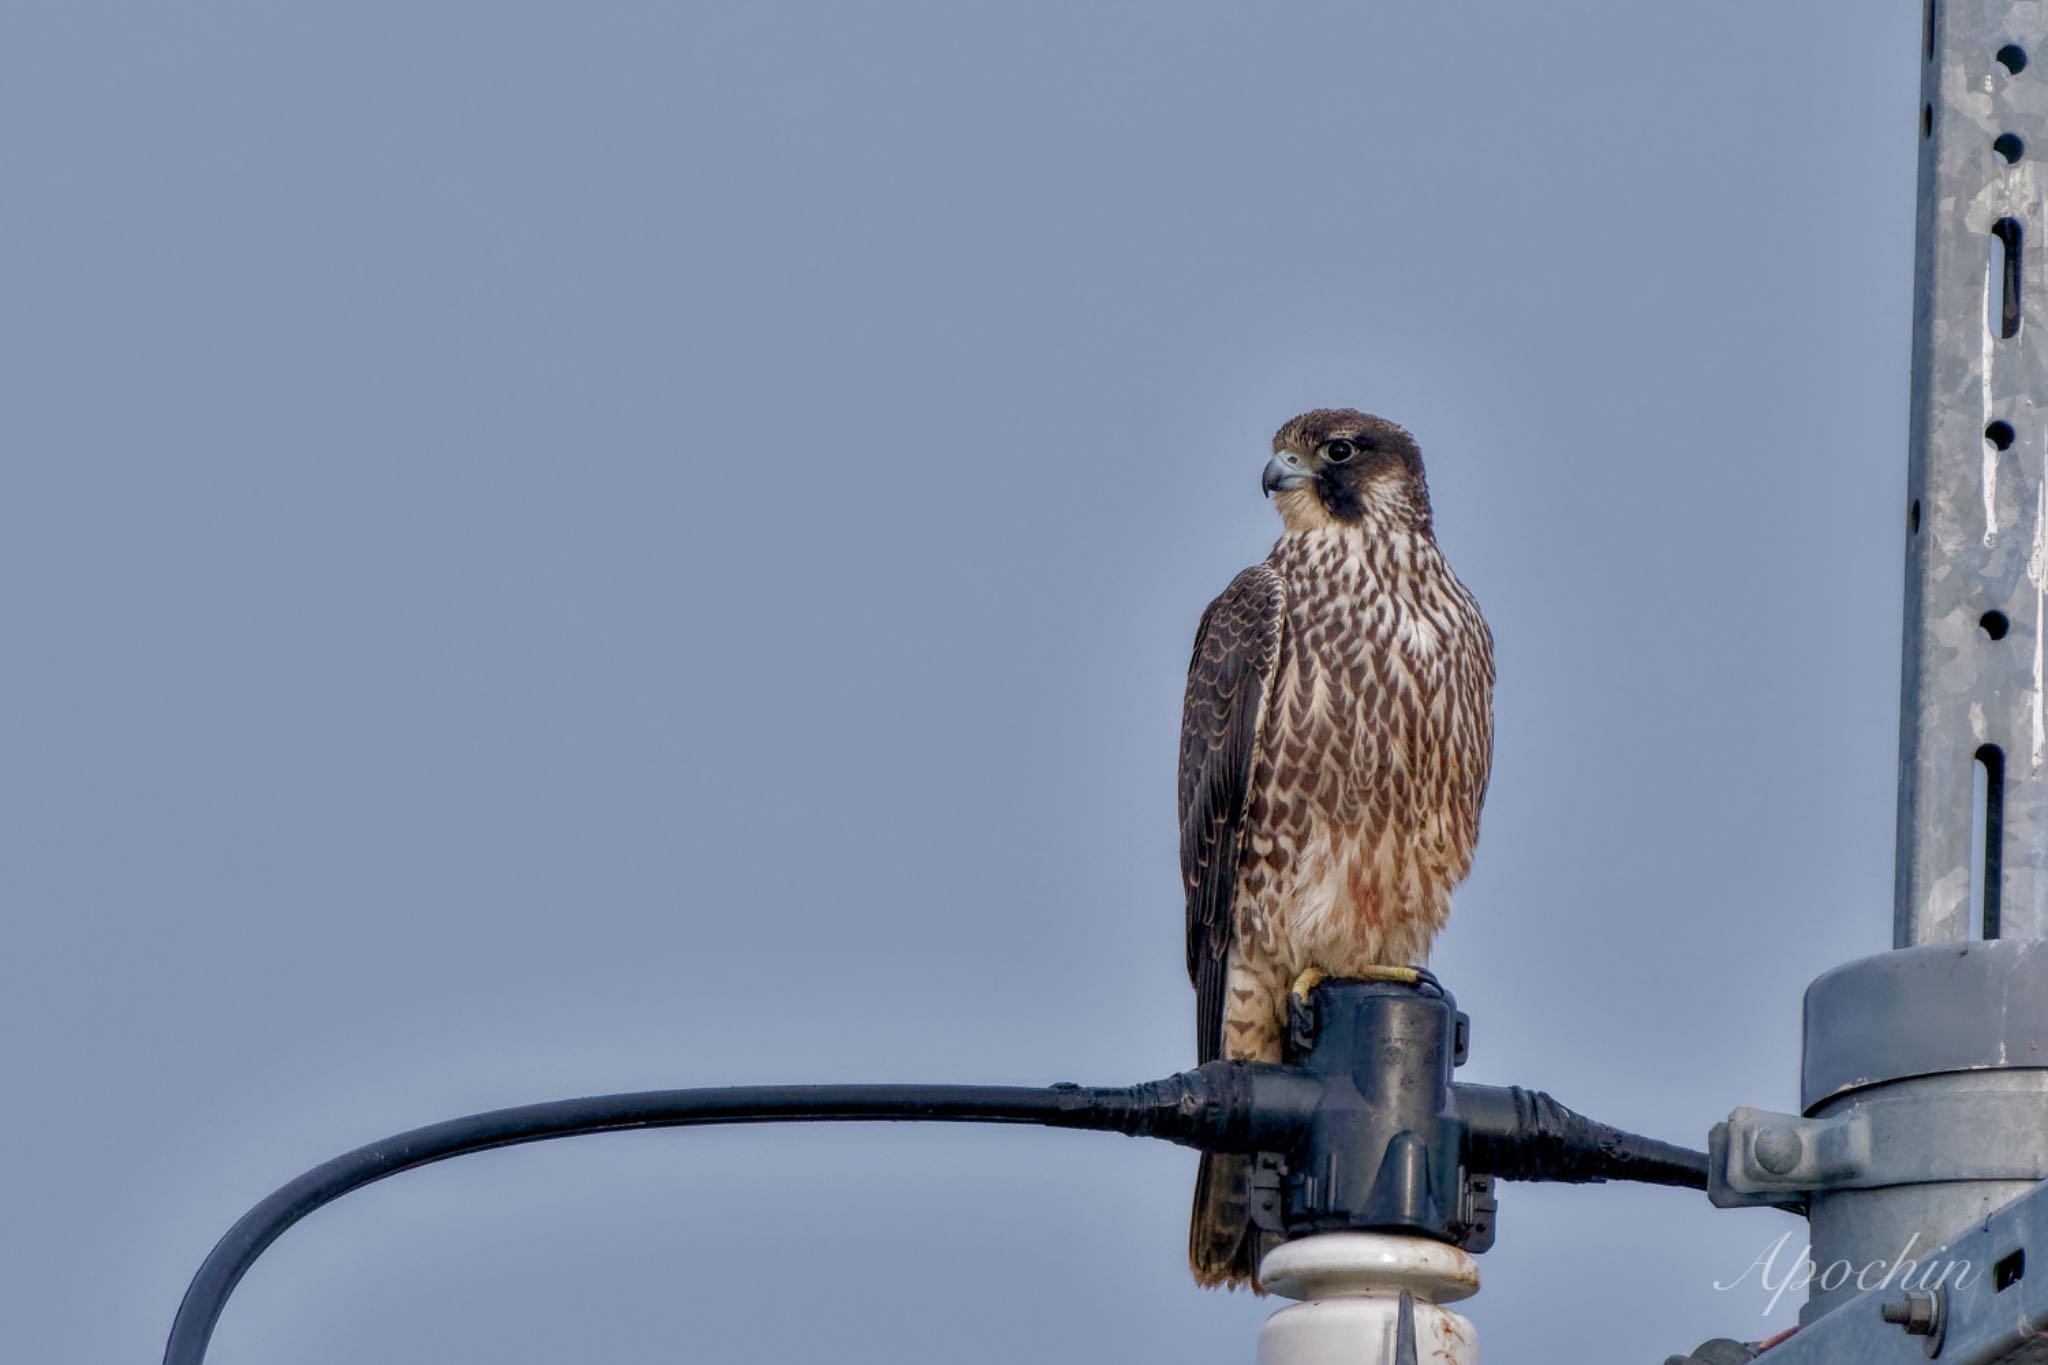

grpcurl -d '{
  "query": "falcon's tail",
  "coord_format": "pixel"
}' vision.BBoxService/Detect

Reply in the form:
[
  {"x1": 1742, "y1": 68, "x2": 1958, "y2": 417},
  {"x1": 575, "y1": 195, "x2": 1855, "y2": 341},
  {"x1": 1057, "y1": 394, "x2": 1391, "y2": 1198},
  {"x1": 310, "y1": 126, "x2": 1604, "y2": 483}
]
[{"x1": 1189, "y1": 1152, "x2": 1266, "y2": 1291}]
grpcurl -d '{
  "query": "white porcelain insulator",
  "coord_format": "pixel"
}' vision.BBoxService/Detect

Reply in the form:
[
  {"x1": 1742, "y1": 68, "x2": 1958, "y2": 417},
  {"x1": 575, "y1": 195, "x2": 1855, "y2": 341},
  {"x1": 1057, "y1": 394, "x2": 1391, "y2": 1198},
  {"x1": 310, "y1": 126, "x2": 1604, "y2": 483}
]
[{"x1": 1254, "y1": 1232, "x2": 1480, "y2": 1365}]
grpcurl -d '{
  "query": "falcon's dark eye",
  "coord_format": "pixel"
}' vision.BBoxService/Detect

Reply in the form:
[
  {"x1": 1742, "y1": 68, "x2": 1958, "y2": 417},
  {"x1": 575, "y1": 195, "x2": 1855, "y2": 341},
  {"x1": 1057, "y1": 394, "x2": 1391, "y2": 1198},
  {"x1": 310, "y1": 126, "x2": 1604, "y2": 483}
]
[{"x1": 1324, "y1": 439, "x2": 1356, "y2": 463}]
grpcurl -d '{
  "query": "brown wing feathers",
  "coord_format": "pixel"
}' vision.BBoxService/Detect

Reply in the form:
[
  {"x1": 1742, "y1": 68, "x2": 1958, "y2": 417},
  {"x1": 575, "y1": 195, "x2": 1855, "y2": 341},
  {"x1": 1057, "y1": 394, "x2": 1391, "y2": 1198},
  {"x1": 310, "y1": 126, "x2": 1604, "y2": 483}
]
[{"x1": 1178, "y1": 565, "x2": 1285, "y2": 1066}]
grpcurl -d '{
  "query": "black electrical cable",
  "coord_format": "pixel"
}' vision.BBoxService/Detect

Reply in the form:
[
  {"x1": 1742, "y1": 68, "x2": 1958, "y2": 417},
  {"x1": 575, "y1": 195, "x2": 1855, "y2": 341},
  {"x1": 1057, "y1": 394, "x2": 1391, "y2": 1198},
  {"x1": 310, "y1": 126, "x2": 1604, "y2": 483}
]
[
  {"x1": 163, "y1": 1034, "x2": 1709, "y2": 1364},
  {"x1": 163, "y1": 1066, "x2": 1312, "y2": 1365},
  {"x1": 1456, "y1": 1083, "x2": 1710, "y2": 1189}
]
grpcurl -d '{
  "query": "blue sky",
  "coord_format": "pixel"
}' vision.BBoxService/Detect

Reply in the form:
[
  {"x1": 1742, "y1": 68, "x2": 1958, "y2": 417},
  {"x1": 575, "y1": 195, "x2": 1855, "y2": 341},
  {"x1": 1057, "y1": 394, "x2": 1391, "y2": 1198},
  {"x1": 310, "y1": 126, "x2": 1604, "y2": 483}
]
[{"x1": 4, "y1": 4, "x2": 1919, "y2": 1360}]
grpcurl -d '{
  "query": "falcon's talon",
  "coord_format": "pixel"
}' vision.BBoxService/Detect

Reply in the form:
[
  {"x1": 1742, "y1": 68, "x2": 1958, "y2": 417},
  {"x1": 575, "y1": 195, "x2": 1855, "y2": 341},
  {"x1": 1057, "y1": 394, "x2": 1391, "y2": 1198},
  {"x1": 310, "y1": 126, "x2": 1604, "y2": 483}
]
[
  {"x1": 1359, "y1": 965, "x2": 1423, "y2": 985},
  {"x1": 1289, "y1": 967, "x2": 1329, "y2": 1002}
]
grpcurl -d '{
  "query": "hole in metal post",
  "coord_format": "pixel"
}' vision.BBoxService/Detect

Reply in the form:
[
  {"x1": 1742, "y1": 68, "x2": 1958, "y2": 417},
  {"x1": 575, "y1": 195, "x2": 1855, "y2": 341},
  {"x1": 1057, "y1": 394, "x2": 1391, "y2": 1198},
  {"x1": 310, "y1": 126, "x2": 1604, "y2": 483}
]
[
  {"x1": 1982, "y1": 610, "x2": 2011, "y2": 640},
  {"x1": 1988, "y1": 420, "x2": 2016, "y2": 450},
  {"x1": 1996, "y1": 132, "x2": 2027, "y2": 163},
  {"x1": 1910, "y1": 498, "x2": 1922, "y2": 534},
  {"x1": 1993, "y1": 218, "x2": 2024, "y2": 338},
  {"x1": 1975, "y1": 744, "x2": 2006, "y2": 939},
  {"x1": 1997, "y1": 1249, "x2": 2026, "y2": 1291},
  {"x1": 1924, "y1": 103, "x2": 1934, "y2": 138},
  {"x1": 1999, "y1": 44, "x2": 2029, "y2": 75},
  {"x1": 1926, "y1": 0, "x2": 1937, "y2": 60}
]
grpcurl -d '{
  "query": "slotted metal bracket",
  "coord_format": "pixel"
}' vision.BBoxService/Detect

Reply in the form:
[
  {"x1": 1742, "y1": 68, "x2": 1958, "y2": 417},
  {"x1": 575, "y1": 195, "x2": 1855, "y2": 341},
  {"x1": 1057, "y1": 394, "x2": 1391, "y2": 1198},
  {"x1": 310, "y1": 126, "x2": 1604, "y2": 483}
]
[{"x1": 1897, "y1": 0, "x2": 2048, "y2": 948}]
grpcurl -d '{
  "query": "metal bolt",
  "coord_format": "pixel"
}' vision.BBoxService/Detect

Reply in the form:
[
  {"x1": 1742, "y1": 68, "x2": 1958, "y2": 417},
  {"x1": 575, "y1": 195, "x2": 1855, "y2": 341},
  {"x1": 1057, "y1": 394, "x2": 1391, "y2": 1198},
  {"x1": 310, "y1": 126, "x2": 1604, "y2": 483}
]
[
  {"x1": 1752, "y1": 1126, "x2": 1803, "y2": 1175},
  {"x1": 1880, "y1": 1288, "x2": 1946, "y2": 1356}
]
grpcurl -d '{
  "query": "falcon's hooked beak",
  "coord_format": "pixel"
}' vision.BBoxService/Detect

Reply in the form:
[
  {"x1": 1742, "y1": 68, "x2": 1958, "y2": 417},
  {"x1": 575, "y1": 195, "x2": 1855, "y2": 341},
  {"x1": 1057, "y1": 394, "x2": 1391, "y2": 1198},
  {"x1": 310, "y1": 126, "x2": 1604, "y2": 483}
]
[{"x1": 1262, "y1": 452, "x2": 1312, "y2": 497}]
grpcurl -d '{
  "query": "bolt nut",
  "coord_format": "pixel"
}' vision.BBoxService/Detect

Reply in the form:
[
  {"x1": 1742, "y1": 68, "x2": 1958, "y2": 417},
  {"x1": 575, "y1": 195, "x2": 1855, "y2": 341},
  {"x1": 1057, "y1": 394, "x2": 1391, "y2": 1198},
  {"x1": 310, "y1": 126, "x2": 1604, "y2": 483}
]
[
  {"x1": 1753, "y1": 1126, "x2": 1803, "y2": 1176},
  {"x1": 1880, "y1": 1288, "x2": 1947, "y2": 1357}
]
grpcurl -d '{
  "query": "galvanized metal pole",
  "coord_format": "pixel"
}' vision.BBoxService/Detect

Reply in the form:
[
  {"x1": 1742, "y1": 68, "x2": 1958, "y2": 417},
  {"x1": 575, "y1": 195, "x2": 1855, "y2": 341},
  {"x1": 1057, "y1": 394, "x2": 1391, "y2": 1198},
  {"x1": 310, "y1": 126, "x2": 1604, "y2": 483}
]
[
  {"x1": 1896, "y1": 0, "x2": 2048, "y2": 947},
  {"x1": 1711, "y1": 1, "x2": 2048, "y2": 1328}
]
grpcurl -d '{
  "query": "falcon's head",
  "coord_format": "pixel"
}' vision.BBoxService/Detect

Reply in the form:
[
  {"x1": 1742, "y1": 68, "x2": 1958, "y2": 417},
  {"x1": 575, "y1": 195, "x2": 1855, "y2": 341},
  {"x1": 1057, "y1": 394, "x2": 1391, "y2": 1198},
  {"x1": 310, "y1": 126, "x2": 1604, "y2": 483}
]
[{"x1": 1263, "y1": 409, "x2": 1430, "y2": 533}]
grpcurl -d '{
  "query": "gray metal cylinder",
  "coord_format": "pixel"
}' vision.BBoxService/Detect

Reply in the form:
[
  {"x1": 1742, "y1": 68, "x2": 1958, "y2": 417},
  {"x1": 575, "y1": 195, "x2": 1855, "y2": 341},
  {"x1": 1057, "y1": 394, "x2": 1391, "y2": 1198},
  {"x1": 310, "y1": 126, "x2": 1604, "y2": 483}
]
[{"x1": 1798, "y1": 944, "x2": 2048, "y2": 1320}]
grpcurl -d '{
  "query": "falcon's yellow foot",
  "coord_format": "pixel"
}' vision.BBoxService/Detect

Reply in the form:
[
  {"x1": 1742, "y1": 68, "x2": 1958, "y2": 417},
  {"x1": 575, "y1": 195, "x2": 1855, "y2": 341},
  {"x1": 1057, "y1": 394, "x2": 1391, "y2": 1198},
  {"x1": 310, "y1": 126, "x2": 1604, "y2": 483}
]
[{"x1": 1290, "y1": 964, "x2": 1423, "y2": 1002}]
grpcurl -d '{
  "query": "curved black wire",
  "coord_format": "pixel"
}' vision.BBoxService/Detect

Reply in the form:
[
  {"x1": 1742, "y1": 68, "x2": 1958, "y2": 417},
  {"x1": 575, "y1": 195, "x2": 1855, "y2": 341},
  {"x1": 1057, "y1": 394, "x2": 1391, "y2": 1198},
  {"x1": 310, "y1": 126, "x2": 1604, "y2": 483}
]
[
  {"x1": 163, "y1": 1076, "x2": 1250, "y2": 1365},
  {"x1": 164, "y1": 1066, "x2": 1708, "y2": 1364}
]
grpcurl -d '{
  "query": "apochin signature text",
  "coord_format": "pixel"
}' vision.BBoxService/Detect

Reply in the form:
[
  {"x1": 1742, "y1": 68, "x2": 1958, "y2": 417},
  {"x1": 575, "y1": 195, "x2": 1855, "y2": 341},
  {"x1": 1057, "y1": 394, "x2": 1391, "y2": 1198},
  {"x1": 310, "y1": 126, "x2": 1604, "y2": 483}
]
[{"x1": 1715, "y1": 1230, "x2": 1978, "y2": 1315}]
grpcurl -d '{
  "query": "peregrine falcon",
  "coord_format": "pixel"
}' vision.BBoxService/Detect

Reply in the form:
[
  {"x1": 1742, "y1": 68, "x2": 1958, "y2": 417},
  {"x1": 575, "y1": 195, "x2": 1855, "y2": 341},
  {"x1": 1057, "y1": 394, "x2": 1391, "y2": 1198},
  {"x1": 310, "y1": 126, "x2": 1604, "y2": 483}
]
[{"x1": 1181, "y1": 409, "x2": 1495, "y2": 1288}]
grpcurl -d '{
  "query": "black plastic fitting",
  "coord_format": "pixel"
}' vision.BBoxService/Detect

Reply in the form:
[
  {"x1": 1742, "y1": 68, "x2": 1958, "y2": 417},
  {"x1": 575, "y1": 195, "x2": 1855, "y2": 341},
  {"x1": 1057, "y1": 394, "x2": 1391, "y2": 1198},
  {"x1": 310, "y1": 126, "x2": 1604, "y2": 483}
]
[{"x1": 1242, "y1": 978, "x2": 1708, "y2": 1252}]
